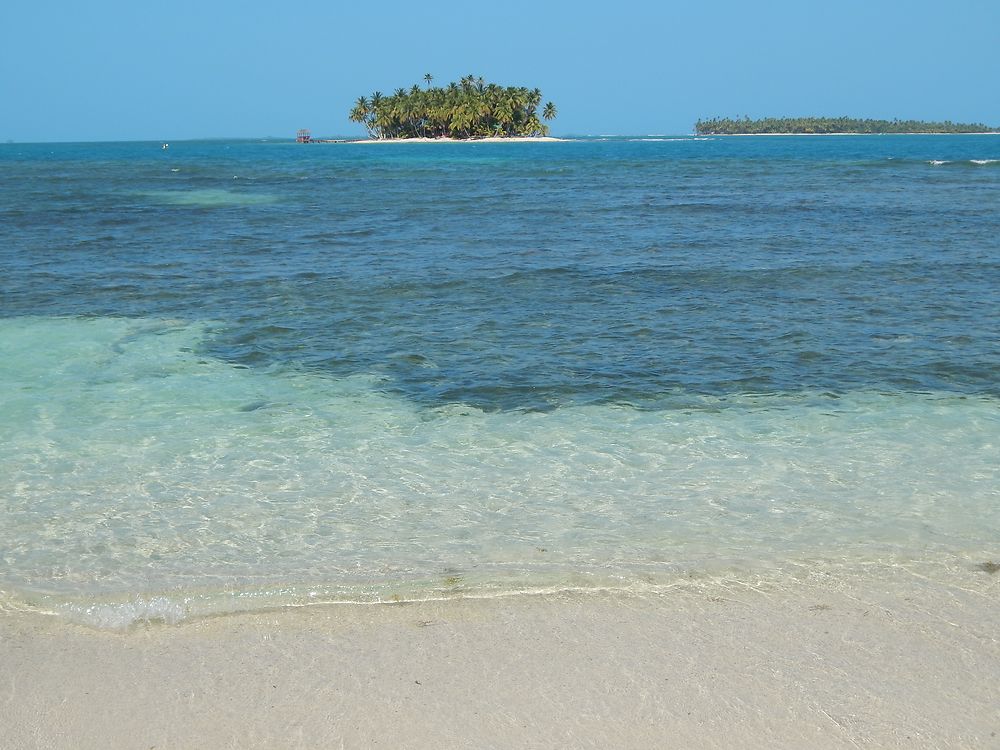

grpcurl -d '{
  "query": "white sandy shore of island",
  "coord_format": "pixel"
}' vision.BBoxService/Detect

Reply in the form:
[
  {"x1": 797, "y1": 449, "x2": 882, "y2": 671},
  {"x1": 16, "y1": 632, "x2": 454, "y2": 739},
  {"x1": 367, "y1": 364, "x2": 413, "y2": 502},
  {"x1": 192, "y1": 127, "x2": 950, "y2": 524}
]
[
  {"x1": 2, "y1": 567, "x2": 999, "y2": 749},
  {"x1": 342, "y1": 136, "x2": 567, "y2": 144}
]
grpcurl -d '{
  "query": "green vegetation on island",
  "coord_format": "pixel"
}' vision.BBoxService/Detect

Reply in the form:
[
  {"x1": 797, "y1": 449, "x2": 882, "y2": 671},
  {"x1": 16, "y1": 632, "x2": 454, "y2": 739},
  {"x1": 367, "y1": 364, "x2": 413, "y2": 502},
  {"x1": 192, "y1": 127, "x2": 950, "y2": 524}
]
[
  {"x1": 349, "y1": 75, "x2": 557, "y2": 140},
  {"x1": 695, "y1": 116, "x2": 999, "y2": 135}
]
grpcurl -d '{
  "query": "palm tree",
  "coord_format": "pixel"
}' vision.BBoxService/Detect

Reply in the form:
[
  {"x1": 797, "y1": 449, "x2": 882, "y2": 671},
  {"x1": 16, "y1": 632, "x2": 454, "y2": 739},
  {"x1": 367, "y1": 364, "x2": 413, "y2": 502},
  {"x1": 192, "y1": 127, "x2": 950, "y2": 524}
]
[
  {"x1": 349, "y1": 96, "x2": 373, "y2": 137},
  {"x1": 424, "y1": 73, "x2": 433, "y2": 88},
  {"x1": 542, "y1": 102, "x2": 557, "y2": 121},
  {"x1": 368, "y1": 92, "x2": 385, "y2": 138},
  {"x1": 351, "y1": 95, "x2": 369, "y2": 117}
]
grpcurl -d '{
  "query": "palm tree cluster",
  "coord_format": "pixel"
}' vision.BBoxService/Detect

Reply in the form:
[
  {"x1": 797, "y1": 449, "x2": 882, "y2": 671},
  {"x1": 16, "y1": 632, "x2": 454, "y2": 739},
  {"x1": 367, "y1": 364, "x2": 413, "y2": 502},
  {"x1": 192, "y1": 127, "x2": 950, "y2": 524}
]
[
  {"x1": 349, "y1": 75, "x2": 557, "y2": 139},
  {"x1": 695, "y1": 116, "x2": 998, "y2": 135}
]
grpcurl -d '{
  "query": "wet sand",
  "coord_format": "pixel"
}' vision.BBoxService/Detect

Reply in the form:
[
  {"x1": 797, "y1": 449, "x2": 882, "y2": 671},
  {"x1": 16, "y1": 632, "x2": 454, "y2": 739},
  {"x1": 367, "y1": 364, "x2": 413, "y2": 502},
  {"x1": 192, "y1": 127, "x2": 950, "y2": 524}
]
[{"x1": 2, "y1": 568, "x2": 999, "y2": 749}]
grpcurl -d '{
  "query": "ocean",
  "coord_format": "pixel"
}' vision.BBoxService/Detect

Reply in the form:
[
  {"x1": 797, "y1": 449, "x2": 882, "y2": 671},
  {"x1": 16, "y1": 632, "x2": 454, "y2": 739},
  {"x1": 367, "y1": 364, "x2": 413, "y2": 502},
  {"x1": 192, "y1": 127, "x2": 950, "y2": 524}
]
[{"x1": 1, "y1": 135, "x2": 998, "y2": 628}]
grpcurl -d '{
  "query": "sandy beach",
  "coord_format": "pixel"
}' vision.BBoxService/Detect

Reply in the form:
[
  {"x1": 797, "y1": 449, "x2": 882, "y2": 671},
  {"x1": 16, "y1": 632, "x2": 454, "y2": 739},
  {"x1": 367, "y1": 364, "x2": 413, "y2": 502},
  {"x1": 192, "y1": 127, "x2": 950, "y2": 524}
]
[
  {"x1": 3, "y1": 566, "x2": 998, "y2": 749},
  {"x1": 345, "y1": 136, "x2": 567, "y2": 144}
]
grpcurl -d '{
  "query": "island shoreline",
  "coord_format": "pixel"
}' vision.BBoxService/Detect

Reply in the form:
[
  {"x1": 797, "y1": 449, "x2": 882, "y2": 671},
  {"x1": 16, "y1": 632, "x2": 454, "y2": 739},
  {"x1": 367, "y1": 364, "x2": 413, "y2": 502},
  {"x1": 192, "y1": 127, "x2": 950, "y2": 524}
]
[{"x1": 317, "y1": 136, "x2": 568, "y2": 144}]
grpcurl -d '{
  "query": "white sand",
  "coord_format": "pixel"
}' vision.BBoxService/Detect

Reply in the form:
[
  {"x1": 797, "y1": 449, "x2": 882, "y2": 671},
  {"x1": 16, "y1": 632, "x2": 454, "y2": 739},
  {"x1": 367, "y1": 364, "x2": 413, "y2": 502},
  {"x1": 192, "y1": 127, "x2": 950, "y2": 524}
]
[
  {"x1": 3, "y1": 567, "x2": 999, "y2": 749},
  {"x1": 347, "y1": 136, "x2": 566, "y2": 144}
]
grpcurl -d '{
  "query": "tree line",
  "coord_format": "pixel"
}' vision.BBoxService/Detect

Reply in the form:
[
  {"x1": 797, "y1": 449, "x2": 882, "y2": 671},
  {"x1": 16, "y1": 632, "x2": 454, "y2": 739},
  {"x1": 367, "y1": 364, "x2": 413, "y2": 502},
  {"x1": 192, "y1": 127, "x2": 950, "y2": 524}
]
[
  {"x1": 695, "y1": 116, "x2": 999, "y2": 135},
  {"x1": 349, "y1": 75, "x2": 557, "y2": 140}
]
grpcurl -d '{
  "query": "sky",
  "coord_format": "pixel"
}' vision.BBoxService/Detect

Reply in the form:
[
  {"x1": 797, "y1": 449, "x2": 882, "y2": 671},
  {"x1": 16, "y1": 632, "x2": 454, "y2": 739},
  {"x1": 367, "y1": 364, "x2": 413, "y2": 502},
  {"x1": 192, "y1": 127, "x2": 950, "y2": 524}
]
[{"x1": 2, "y1": 0, "x2": 999, "y2": 142}]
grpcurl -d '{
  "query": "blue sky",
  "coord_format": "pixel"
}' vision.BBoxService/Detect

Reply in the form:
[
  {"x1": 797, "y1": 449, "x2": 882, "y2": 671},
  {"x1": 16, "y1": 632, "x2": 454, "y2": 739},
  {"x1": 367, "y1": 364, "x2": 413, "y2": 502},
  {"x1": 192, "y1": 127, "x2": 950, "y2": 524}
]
[{"x1": 2, "y1": 0, "x2": 998, "y2": 141}]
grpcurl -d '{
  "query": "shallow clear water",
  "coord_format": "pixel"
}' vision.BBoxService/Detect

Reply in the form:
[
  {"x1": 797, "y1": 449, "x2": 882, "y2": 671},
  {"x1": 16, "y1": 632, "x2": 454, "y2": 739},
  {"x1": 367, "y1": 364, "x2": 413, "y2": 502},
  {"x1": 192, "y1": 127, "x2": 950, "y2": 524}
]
[{"x1": 1, "y1": 136, "x2": 998, "y2": 626}]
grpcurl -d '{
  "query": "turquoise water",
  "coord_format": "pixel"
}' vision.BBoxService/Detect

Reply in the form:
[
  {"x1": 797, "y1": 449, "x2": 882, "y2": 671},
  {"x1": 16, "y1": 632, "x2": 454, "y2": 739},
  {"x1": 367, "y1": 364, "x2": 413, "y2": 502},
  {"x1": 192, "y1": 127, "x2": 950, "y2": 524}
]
[{"x1": 1, "y1": 136, "x2": 998, "y2": 626}]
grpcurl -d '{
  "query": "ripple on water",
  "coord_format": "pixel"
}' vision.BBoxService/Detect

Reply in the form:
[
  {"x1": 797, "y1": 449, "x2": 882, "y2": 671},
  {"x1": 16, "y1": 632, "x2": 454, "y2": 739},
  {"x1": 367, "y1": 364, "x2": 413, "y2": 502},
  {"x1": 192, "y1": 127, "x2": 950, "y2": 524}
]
[{"x1": 1, "y1": 316, "x2": 998, "y2": 627}]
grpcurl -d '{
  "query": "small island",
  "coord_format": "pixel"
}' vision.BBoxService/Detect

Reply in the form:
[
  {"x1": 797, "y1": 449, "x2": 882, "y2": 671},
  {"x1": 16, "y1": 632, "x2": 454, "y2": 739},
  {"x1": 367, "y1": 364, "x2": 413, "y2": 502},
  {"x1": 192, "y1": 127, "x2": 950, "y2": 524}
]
[
  {"x1": 695, "y1": 116, "x2": 1000, "y2": 135},
  {"x1": 348, "y1": 75, "x2": 557, "y2": 141}
]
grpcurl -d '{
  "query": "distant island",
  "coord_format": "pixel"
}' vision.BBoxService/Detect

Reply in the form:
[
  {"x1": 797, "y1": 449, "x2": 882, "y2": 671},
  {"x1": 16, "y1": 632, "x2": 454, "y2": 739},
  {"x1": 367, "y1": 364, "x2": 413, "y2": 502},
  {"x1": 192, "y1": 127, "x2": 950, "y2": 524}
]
[
  {"x1": 695, "y1": 117, "x2": 1000, "y2": 135},
  {"x1": 348, "y1": 75, "x2": 557, "y2": 140}
]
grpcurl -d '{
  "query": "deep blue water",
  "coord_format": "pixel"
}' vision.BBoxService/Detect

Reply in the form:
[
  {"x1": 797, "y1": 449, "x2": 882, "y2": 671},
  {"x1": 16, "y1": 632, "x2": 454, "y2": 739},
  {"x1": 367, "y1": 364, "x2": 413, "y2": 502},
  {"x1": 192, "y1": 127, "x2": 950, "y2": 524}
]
[{"x1": 3, "y1": 136, "x2": 999, "y2": 410}]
